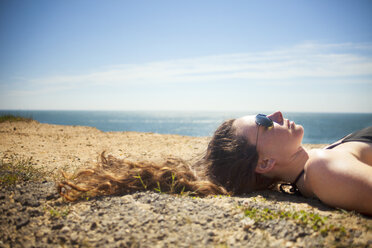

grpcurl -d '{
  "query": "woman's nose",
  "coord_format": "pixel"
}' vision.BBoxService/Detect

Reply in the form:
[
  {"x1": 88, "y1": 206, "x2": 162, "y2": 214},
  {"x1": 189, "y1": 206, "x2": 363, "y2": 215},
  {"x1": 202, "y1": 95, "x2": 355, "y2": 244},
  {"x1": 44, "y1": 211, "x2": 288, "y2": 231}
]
[{"x1": 267, "y1": 111, "x2": 283, "y2": 124}]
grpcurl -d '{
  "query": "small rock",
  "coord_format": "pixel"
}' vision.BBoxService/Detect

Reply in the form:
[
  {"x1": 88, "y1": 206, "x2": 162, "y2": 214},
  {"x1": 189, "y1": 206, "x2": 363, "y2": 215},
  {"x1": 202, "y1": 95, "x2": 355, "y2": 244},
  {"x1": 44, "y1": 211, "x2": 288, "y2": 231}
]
[
  {"x1": 16, "y1": 218, "x2": 30, "y2": 229},
  {"x1": 241, "y1": 217, "x2": 255, "y2": 227},
  {"x1": 90, "y1": 222, "x2": 97, "y2": 230},
  {"x1": 285, "y1": 241, "x2": 294, "y2": 247},
  {"x1": 46, "y1": 192, "x2": 59, "y2": 200},
  {"x1": 60, "y1": 226, "x2": 70, "y2": 234},
  {"x1": 52, "y1": 223, "x2": 64, "y2": 230},
  {"x1": 157, "y1": 216, "x2": 165, "y2": 222},
  {"x1": 27, "y1": 209, "x2": 43, "y2": 217},
  {"x1": 58, "y1": 236, "x2": 67, "y2": 243},
  {"x1": 24, "y1": 197, "x2": 40, "y2": 207},
  {"x1": 114, "y1": 233, "x2": 124, "y2": 241},
  {"x1": 70, "y1": 232, "x2": 79, "y2": 244}
]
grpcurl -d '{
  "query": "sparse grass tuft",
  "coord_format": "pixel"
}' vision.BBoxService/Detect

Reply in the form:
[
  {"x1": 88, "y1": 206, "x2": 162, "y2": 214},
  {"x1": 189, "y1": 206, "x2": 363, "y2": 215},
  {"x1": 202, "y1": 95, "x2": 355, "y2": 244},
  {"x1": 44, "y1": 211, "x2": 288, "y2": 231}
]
[
  {"x1": 244, "y1": 208, "x2": 327, "y2": 231},
  {"x1": 0, "y1": 114, "x2": 34, "y2": 123},
  {"x1": 243, "y1": 207, "x2": 347, "y2": 238},
  {"x1": 43, "y1": 205, "x2": 70, "y2": 219},
  {"x1": 49, "y1": 207, "x2": 70, "y2": 218},
  {"x1": 0, "y1": 155, "x2": 47, "y2": 186}
]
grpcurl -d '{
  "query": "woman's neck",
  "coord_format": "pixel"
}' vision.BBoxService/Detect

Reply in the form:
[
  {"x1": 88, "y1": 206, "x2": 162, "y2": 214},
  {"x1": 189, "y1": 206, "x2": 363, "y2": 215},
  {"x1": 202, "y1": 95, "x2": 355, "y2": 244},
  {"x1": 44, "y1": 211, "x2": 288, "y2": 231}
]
[{"x1": 277, "y1": 146, "x2": 309, "y2": 183}]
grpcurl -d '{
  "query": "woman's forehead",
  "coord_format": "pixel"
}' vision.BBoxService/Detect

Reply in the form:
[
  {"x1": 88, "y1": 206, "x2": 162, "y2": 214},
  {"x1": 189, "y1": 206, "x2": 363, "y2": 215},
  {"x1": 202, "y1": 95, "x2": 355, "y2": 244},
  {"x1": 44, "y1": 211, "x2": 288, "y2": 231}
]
[
  {"x1": 234, "y1": 115, "x2": 255, "y2": 126},
  {"x1": 233, "y1": 115, "x2": 256, "y2": 140}
]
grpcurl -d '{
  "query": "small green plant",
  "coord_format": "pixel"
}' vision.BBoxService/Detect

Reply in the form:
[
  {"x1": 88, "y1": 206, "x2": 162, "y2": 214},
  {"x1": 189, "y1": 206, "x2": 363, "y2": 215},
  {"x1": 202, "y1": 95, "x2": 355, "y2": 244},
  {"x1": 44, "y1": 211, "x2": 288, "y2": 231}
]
[
  {"x1": 50, "y1": 208, "x2": 70, "y2": 218},
  {"x1": 79, "y1": 192, "x2": 94, "y2": 201},
  {"x1": 0, "y1": 155, "x2": 47, "y2": 186},
  {"x1": 154, "y1": 181, "x2": 162, "y2": 193},
  {"x1": 0, "y1": 114, "x2": 33, "y2": 123},
  {"x1": 170, "y1": 172, "x2": 176, "y2": 193},
  {"x1": 214, "y1": 194, "x2": 228, "y2": 199},
  {"x1": 44, "y1": 206, "x2": 70, "y2": 219},
  {"x1": 180, "y1": 186, "x2": 186, "y2": 196},
  {"x1": 133, "y1": 173, "x2": 147, "y2": 189}
]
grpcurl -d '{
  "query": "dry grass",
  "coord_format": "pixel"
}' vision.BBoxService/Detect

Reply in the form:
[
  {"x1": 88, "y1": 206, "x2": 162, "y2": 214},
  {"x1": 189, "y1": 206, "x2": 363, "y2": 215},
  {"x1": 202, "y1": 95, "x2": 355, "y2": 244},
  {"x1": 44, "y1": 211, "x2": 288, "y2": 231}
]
[
  {"x1": 0, "y1": 155, "x2": 47, "y2": 186},
  {"x1": 0, "y1": 114, "x2": 34, "y2": 123}
]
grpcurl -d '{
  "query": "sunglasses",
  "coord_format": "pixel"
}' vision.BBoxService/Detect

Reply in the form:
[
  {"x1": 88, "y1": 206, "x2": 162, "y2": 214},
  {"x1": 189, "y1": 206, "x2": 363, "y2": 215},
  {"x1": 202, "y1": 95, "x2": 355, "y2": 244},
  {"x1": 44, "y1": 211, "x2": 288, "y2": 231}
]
[{"x1": 255, "y1": 114, "x2": 274, "y2": 148}]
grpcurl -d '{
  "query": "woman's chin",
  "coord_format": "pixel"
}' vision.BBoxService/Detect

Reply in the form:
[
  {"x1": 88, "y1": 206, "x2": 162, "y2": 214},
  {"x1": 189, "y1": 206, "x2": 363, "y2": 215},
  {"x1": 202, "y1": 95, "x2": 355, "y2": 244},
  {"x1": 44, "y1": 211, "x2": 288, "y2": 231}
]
[
  {"x1": 294, "y1": 125, "x2": 305, "y2": 143},
  {"x1": 298, "y1": 124, "x2": 304, "y2": 133}
]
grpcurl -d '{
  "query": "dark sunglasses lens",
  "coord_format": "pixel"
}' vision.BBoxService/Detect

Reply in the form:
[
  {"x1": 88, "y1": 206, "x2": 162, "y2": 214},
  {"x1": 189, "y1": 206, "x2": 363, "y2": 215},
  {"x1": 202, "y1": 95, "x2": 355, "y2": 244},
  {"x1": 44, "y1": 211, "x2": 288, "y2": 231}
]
[{"x1": 255, "y1": 114, "x2": 273, "y2": 127}]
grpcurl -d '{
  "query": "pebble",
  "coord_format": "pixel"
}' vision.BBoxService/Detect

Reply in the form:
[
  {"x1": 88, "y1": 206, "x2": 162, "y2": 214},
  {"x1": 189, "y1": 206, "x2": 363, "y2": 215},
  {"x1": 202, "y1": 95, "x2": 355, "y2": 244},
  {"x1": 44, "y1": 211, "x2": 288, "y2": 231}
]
[
  {"x1": 60, "y1": 226, "x2": 70, "y2": 233},
  {"x1": 15, "y1": 218, "x2": 30, "y2": 229},
  {"x1": 70, "y1": 232, "x2": 79, "y2": 243}
]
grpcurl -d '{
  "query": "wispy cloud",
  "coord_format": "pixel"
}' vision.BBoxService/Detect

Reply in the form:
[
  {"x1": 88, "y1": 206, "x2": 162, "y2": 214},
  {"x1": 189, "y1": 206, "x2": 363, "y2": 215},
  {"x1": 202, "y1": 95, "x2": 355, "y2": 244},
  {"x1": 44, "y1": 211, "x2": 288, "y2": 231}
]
[{"x1": 7, "y1": 42, "x2": 372, "y2": 95}]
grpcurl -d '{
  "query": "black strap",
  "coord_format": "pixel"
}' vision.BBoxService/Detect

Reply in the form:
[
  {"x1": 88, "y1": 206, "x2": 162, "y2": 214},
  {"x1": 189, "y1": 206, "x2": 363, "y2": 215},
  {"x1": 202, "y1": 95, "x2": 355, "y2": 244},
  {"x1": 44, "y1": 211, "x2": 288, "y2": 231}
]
[
  {"x1": 293, "y1": 169, "x2": 305, "y2": 185},
  {"x1": 279, "y1": 169, "x2": 305, "y2": 195}
]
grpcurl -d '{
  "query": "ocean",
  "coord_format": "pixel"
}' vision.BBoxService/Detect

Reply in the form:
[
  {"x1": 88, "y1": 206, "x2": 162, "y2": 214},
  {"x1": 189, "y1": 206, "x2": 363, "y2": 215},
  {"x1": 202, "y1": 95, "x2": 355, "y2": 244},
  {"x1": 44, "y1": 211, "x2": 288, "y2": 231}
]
[{"x1": 1, "y1": 110, "x2": 372, "y2": 144}]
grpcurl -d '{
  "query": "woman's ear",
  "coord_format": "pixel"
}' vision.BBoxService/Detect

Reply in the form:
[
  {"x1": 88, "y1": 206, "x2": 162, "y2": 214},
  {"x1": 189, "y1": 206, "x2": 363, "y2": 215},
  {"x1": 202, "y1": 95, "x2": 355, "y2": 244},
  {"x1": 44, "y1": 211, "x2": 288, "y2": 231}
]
[{"x1": 255, "y1": 158, "x2": 276, "y2": 174}]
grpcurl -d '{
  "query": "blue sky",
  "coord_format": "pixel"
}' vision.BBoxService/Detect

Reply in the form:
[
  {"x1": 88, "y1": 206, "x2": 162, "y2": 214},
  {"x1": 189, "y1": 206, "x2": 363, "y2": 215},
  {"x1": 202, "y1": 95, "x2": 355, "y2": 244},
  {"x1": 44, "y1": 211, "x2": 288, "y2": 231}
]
[{"x1": 1, "y1": 0, "x2": 372, "y2": 112}]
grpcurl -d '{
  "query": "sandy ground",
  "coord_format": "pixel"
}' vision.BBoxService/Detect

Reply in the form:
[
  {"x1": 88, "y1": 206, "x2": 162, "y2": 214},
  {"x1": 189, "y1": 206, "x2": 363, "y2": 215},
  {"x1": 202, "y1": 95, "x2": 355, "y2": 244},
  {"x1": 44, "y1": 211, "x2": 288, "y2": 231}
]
[
  {"x1": 0, "y1": 120, "x2": 211, "y2": 176},
  {"x1": 0, "y1": 120, "x2": 325, "y2": 176},
  {"x1": 1, "y1": 120, "x2": 371, "y2": 247}
]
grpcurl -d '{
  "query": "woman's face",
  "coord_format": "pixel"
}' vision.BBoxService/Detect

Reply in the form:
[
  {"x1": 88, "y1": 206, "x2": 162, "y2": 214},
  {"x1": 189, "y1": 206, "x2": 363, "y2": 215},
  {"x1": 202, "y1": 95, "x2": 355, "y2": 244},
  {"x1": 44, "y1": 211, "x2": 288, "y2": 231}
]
[{"x1": 233, "y1": 111, "x2": 304, "y2": 162}]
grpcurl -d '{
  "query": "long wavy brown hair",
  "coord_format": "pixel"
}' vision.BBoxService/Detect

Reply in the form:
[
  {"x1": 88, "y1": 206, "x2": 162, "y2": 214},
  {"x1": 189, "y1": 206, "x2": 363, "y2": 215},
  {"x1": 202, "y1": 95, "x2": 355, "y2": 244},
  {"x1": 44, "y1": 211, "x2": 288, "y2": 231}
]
[{"x1": 58, "y1": 119, "x2": 276, "y2": 201}]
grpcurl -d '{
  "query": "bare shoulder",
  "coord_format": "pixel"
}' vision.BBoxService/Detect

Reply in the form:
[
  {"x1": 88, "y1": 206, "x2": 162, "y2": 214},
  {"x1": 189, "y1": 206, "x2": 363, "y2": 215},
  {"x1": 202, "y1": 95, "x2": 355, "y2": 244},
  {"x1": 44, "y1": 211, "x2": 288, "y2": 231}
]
[
  {"x1": 306, "y1": 148, "x2": 372, "y2": 184},
  {"x1": 305, "y1": 149, "x2": 372, "y2": 215},
  {"x1": 305, "y1": 149, "x2": 335, "y2": 179}
]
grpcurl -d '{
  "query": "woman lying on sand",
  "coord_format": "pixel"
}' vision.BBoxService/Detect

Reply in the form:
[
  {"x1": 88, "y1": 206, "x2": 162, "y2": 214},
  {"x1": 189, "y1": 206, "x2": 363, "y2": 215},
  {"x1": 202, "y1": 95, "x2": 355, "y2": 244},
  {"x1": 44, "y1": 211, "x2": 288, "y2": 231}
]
[{"x1": 58, "y1": 111, "x2": 372, "y2": 215}]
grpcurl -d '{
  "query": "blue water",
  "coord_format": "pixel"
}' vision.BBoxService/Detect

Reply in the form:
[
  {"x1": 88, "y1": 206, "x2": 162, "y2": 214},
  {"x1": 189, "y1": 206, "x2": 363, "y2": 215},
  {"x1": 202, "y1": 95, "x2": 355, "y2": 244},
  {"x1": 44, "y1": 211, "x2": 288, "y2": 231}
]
[{"x1": 1, "y1": 110, "x2": 372, "y2": 144}]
